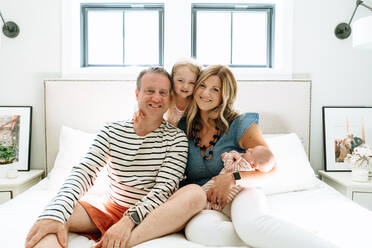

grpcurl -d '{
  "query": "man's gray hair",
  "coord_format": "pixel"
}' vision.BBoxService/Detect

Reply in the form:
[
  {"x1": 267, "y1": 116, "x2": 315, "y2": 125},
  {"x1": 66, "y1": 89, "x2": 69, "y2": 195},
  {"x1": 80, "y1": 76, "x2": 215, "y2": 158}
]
[{"x1": 136, "y1": 66, "x2": 173, "y2": 91}]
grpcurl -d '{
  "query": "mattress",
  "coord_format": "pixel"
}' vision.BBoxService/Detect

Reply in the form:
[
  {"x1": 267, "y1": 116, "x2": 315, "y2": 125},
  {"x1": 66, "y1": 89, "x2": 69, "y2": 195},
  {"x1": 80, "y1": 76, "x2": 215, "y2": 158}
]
[{"x1": 1, "y1": 178, "x2": 371, "y2": 248}]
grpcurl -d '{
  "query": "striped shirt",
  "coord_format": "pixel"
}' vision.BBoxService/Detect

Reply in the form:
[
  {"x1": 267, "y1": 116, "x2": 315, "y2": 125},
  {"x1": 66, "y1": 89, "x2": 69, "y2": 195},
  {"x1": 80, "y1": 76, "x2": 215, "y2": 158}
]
[{"x1": 39, "y1": 120, "x2": 188, "y2": 224}]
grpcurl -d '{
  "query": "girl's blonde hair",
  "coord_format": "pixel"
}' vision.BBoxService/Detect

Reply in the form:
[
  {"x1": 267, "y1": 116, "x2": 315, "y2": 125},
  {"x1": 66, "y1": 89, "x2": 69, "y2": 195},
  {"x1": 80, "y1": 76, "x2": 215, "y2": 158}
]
[
  {"x1": 186, "y1": 65, "x2": 239, "y2": 139},
  {"x1": 171, "y1": 58, "x2": 202, "y2": 78}
]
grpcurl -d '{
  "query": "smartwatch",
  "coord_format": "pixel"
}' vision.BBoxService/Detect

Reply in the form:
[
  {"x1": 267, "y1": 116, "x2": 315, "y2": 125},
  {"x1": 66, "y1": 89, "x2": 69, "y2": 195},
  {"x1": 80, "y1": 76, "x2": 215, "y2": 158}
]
[
  {"x1": 233, "y1": 171, "x2": 241, "y2": 185},
  {"x1": 129, "y1": 211, "x2": 141, "y2": 225}
]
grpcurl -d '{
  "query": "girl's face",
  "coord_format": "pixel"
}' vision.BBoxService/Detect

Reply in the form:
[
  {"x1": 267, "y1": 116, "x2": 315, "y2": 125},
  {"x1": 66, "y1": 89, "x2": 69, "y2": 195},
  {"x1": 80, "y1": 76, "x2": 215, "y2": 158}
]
[
  {"x1": 173, "y1": 66, "x2": 197, "y2": 99},
  {"x1": 194, "y1": 75, "x2": 222, "y2": 112}
]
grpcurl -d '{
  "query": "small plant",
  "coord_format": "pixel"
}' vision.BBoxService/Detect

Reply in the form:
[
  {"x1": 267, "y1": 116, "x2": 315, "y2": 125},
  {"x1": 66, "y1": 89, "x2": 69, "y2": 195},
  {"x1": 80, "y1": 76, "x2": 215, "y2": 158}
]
[{"x1": 0, "y1": 143, "x2": 17, "y2": 164}]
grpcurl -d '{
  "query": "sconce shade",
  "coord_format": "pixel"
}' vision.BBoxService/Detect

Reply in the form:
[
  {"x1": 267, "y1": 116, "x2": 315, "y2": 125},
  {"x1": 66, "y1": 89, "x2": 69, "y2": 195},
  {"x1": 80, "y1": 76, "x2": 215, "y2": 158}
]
[{"x1": 352, "y1": 16, "x2": 372, "y2": 50}]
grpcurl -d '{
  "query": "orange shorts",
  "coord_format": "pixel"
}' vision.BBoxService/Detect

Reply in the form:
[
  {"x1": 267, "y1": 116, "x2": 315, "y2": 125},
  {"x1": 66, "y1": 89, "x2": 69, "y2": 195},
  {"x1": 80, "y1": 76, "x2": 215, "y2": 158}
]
[{"x1": 79, "y1": 200, "x2": 129, "y2": 241}]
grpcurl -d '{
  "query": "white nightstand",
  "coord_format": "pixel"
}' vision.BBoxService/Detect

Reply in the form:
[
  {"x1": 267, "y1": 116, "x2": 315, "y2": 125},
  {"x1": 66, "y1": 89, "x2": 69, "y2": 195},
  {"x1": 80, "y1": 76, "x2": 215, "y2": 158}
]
[
  {"x1": 0, "y1": 170, "x2": 44, "y2": 204},
  {"x1": 318, "y1": 170, "x2": 372, "y2": 211}
]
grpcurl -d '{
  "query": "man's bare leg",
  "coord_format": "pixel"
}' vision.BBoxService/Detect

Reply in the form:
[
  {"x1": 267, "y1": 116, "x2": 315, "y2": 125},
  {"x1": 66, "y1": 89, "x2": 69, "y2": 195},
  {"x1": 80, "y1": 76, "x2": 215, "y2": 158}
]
[
  {"x1": 32, "y1": 202, "x2": 98, "y2": 248},
  {"x1": 127, "y1": 184, "x2": 206, "y2": 247}
]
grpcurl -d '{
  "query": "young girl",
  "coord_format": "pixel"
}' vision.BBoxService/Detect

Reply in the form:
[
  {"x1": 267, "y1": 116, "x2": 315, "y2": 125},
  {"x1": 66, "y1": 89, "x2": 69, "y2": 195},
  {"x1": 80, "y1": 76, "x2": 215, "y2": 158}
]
[{"x1": 166, "y1": 59, "x2": 201, "y2": 126}]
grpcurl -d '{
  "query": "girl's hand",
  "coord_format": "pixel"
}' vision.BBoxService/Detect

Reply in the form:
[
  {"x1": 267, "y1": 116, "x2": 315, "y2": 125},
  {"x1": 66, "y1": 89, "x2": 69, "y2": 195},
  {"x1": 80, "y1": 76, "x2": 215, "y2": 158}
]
[
  {"x1": 207, "y1": 173, "x2": 235, "y2": 207},
  {"x1": 133, "y1": 110, "x2": 145, "y2": 124}
]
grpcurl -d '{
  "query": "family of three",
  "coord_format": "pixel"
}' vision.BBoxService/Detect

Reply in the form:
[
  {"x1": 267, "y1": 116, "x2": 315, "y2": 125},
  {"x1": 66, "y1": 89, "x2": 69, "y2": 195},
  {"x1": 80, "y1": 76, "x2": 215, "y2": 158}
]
[{"x1": 25, "y1": 61, "x2": 305, "y2": 248}]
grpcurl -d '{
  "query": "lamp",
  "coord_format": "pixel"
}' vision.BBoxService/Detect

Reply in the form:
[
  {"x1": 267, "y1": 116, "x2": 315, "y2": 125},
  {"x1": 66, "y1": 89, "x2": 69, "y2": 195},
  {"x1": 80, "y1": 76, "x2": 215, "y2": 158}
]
[
  {"x1": 0, "y1": 10, "x2": 20, "y2": 38},
  {"x1": 352, "y1": 16, "x2": 372, "y2": 49},
  {"x1": 335, "y1": 0, "x2": 372, "y2": 47}
]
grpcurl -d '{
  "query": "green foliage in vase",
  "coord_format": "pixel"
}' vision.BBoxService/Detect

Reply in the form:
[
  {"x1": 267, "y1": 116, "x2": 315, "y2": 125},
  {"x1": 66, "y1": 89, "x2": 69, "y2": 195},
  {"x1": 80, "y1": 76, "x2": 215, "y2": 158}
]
[{"x1": 0, "y1": 144, "x2": 17, "y2": 164}]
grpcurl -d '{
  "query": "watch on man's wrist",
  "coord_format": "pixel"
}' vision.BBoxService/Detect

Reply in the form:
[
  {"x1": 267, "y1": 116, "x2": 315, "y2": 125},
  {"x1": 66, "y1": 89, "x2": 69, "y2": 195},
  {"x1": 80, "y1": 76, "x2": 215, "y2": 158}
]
[
  {"x1": 233, "y1": 171, "x2": 241, "y2": 185},
  {"x1": 129, "y1": 211, "x2": 141, "y2": 225}
]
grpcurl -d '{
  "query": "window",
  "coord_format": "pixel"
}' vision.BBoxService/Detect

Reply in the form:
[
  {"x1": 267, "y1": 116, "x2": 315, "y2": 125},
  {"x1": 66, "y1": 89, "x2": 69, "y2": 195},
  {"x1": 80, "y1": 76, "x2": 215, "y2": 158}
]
[
  {"x1": 81, "y1": 3, "x2": 164, "y2": 67},
  {"x1": 64, "y1": 0, "x2": 291, "y2": 77},
  {"x1": 191, "y1": 4, "x2": 275, "y2": 68}
]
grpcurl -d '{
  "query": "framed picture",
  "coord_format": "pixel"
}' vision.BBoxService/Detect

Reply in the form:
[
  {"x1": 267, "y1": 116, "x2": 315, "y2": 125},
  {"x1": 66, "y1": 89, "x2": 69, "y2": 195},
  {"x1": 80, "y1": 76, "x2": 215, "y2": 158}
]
[
  {"x1": 322, "y1": 106, "x2": 372, "y2": 172},
  {"x1": 0, "y1": 106, "x2": 32, "y2": 171}
]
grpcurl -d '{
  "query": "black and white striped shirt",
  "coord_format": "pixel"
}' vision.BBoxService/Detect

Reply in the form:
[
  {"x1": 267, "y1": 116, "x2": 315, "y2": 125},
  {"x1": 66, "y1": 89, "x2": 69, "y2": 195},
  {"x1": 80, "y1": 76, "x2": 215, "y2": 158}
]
[{"x1": 39, "y1": 120, "x2": 188, "y2": 224}]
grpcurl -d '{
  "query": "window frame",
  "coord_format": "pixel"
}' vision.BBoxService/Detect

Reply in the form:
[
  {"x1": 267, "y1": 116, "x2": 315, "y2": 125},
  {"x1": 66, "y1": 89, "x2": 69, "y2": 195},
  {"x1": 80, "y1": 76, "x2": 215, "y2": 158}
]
[
  {"x1": 191, "y1": 3, "x2": 275, "y2": 68},
  {"x1": 80, "y1": 3, "x2": 164, "y2": 67}
]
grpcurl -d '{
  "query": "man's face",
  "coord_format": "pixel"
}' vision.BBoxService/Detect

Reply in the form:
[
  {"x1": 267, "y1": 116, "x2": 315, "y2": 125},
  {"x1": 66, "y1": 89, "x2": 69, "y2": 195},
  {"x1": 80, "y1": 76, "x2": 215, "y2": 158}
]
[{"x1": 135, "y1": 72, "x2": 171, "y2": 118}]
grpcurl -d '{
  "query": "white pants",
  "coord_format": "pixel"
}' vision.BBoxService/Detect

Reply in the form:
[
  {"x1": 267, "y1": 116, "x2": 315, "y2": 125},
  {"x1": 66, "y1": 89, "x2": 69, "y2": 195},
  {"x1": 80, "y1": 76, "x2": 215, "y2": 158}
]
[{"x1": 185, "y1": 188, "x2": 337, "y2": 248}]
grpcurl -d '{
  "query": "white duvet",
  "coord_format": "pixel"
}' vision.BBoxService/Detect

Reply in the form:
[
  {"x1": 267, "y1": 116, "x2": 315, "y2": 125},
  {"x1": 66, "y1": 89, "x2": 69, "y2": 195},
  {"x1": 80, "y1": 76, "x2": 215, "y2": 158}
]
[{"x1": 1, "y1": 177, "x2": 371, "y2": 248}]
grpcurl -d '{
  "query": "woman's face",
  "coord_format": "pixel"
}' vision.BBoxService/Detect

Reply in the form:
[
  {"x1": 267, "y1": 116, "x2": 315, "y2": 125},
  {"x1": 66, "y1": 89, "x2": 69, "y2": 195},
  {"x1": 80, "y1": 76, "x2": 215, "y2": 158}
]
[{"x1": 194, "y1": 75, "x2": 222, "y2": 112}]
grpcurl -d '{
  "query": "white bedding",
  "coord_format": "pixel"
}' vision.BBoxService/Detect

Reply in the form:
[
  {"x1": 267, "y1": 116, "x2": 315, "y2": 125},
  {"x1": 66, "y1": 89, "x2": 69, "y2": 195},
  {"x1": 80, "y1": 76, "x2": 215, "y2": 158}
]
[
  {"x1": 1, "y1": 177, "x2": 371, "y2": 248},
  {"x1": 4, "y1": 79, "x2": 369, "y2": 248}
]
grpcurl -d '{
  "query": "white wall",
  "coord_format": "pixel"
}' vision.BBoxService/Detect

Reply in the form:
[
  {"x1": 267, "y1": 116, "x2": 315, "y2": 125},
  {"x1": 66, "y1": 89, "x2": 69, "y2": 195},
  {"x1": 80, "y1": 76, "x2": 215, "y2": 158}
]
[
  {"x1": 0, "y1": 0, "x2": 371, "y2": 172},
  {"x1": 0, "y1": 0, "x2": 61, "y2": 170},
  {"x1": 293, "y1": 0, "x2": 372, "y2": 171}
]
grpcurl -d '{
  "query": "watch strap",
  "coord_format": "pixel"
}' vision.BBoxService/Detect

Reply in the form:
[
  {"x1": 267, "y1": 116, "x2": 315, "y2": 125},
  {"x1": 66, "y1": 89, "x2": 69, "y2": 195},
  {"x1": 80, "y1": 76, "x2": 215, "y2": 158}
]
[
  {"x1": 233, "y1": 171, "x2": 241, "y2": 186},
  {"x1": 233, "y1": 171, "x2": 241, "y2": 180}
]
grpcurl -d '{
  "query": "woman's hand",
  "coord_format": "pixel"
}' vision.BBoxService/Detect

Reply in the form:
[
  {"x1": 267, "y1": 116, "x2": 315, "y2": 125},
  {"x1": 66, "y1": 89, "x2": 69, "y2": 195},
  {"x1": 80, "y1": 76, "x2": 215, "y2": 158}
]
[
  {"x1": 93, "y1": 216, "x2": 135, "y2": 248},
  {"x1": 207, "y1": 173, "x2": 235, "y2": 207}
]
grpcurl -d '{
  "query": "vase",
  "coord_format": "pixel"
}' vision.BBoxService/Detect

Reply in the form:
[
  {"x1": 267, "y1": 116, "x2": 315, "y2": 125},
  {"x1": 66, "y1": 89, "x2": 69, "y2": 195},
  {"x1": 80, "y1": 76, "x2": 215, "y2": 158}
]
[
  {"x1": 368, "y1": 161, "x2": 372, "y2": 177},
  {"x1": 7, "y1": 165, "x2": 18, "y2": 178},
  {"x1": 0, "y1": 164, "x2": 9, "y2": 178},
  {"x1": 351, "y1": 167, "x2": 369, "y2": 182}
]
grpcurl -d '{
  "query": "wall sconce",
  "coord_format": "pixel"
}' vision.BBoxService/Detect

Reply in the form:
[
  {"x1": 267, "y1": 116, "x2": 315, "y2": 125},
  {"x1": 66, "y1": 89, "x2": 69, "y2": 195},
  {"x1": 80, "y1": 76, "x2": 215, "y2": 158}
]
[
  {"x1": 0, "y1": 10, "x2": 20, "y2": 38},
  {"x1": 335, "y1": 0, "x2": 372, "y2": 49}
]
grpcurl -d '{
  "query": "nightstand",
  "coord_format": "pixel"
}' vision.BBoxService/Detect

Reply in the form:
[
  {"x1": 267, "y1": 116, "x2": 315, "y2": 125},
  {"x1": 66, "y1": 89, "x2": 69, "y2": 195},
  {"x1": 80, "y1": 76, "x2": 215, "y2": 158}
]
[
  {"x1": 0, "y1": 170, "x2": 44, "y2": 204},
  {"x1": 318, "y1": 170, "x2": 372, "y2": 211}
]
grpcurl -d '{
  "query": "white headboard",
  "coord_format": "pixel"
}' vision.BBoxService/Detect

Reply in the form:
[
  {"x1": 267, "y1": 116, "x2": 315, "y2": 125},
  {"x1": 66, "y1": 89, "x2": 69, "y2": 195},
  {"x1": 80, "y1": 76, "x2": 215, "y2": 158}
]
[{"x1": 44, "y1": 80, "x2": 311, "y2": 174}]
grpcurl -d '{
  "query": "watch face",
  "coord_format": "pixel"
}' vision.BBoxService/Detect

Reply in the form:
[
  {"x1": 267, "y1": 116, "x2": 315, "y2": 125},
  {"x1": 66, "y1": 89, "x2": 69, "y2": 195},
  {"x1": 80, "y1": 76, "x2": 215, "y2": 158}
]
[
  {"x1": 131, "y1": 212, "x2": 140, "y2": 224},
  {"x1": 233, "y1": 172, "x2": 241, "y2": 180}
]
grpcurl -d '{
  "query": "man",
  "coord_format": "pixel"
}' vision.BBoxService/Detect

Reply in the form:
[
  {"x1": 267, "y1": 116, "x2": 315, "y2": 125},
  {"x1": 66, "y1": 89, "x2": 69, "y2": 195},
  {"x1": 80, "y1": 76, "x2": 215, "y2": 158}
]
[{"x1": 25, "y1": 67, "x2": 206, "y2": 248}]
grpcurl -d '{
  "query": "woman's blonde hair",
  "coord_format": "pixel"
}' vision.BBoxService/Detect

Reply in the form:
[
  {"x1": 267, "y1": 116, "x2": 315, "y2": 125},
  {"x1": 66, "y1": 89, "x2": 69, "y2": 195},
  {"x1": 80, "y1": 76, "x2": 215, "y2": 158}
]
[{"x1": 186, "y1": 65, "x2": 239, "y2": 139}]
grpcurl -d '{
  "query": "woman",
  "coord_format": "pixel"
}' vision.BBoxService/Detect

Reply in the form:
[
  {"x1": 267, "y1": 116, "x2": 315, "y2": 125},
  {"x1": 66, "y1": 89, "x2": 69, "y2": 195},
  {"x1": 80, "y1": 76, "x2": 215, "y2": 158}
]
[{"x1": 179, "y1": 65, "x2": 331, "y2": 248}]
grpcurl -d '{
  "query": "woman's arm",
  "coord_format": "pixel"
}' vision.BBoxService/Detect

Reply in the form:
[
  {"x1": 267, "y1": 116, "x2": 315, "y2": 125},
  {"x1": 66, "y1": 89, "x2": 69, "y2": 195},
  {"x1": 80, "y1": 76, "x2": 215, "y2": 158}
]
[
  {"x1": 238, "y1": 123, "x2": 268, "y2": 149},
  {"x1": 208, "y1": 123, "x2": 276, "y2": 205},
  {"x1": 237, "y1": 123, "x2": 277, "y2": 183}
]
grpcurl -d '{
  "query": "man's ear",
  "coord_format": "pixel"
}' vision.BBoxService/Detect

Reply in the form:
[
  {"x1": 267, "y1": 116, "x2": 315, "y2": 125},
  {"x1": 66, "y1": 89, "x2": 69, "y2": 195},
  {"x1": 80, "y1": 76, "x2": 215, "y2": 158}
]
[{"x1": 135, "y1": 89, "x2": 139, "y2": 99}]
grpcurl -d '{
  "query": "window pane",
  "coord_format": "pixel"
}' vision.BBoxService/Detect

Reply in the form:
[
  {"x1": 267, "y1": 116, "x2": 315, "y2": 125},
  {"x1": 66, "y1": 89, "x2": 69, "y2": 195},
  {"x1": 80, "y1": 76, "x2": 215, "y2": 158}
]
[
  {"x1": 232, "y1": 12, "x2": 267, "y2": 65},
  {"x1": 125, "y1": 11, "x2": 159, "y2": 65},
  {"x1": 88, "y1": 11, "x2": 123, "y2": 65},
  {"x1": 196, "y1": 12, "x2": 231, "y2": 65}
]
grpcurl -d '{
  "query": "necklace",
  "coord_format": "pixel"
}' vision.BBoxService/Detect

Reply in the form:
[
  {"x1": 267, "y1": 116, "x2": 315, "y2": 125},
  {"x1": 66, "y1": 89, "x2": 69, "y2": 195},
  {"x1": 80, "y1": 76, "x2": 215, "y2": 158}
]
[
  {"x1": 174, "y1": 104, "x2": 185, "y2": 114},
  {"x1": 169, "y1": 104, "x2": 187, "y2": 125},
  {"x1": 193, "y1": 126, "x2": 221, "y2": 160}
]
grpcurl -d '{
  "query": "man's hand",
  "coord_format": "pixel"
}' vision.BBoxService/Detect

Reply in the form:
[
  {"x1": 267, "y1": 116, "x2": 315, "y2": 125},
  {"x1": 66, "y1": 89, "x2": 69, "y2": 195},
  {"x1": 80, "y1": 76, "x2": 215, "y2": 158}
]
[
  {"x1": 93, "y1": 216, "x2": 135, "y2": 248},
  {"x1": 25, "y1": 219, "x2": 67, "y2": 248},
  {"x1": 207, "y1": 173, "x2": 235, "y2": 207}
]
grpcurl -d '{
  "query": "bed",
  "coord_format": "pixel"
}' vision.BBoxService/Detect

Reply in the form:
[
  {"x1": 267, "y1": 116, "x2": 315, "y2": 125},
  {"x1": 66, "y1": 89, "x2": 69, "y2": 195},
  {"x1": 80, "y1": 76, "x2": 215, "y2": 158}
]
[{"x1": 1, "y1": 79, "x2": 371, "y2": 248}]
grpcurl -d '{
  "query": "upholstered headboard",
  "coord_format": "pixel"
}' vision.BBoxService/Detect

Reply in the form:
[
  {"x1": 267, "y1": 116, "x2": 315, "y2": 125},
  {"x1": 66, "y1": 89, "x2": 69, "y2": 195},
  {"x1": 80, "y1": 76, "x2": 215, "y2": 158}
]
[{"x1": 44, "y1": 80, "x2": 311, "y2": 174}]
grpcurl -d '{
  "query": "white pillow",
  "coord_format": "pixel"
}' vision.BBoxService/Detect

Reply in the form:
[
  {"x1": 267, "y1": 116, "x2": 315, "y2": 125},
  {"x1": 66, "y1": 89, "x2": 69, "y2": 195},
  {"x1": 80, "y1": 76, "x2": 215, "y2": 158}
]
[
  {"x1": 241, "y1": 133, "x2": 317, "y2": 195},
  {"x1": 48, "y1": 126, "x2": 108, "y2": 194}
]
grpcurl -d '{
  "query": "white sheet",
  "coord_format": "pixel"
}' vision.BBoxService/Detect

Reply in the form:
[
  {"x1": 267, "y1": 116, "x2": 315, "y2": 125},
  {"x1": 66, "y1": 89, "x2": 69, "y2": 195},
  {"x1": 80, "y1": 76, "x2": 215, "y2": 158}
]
[
  {"x1": 0, "y1": 178, "x2": 245, "y2": 248},
  {"x1": 1, "y1": 178, "x2": 371, "y2": 248}
]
